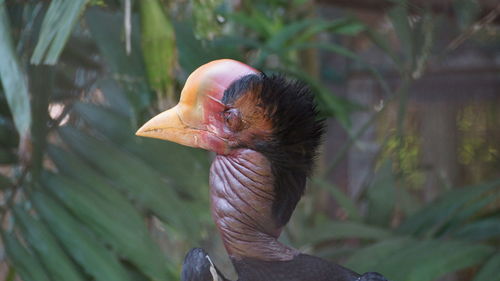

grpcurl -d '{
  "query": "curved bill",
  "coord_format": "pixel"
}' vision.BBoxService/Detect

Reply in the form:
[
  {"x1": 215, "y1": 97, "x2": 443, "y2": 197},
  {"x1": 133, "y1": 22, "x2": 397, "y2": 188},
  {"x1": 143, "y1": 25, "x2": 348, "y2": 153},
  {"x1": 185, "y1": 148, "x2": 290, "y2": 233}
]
[{"x1": 135, "y1": 105, "x2": 205, "y2": 149}]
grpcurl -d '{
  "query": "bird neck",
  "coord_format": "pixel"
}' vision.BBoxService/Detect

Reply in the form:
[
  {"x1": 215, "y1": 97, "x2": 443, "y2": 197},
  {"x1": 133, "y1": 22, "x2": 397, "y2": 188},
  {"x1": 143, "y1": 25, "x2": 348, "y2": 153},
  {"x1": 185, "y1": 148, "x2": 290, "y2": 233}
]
[{"x1": 209, "y1": 149, "x2": 299, "y2": 262}]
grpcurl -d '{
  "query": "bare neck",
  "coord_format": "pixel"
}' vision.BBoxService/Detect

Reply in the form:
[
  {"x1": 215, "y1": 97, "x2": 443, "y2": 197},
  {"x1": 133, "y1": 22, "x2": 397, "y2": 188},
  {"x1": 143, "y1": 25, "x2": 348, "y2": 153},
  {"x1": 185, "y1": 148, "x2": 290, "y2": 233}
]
[{"x1": 209, "y1": 149, "x2": 298, "y2": 262}]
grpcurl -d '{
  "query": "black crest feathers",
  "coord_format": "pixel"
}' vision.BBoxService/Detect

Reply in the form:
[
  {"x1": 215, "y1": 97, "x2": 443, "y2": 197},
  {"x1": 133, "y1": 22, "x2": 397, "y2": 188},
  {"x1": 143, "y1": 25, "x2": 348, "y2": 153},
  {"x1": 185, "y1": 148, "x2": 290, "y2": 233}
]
[{"x1": 222, "y1": 73, "x2": 325, "y2": 226}]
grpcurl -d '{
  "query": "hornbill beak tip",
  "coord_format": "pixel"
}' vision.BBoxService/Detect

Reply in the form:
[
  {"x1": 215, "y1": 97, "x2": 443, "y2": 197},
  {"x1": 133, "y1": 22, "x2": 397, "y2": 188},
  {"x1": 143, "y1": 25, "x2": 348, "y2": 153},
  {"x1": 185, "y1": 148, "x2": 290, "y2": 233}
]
[{"x1": 135, "y1": 105, "x2": 205, "y2": 149}]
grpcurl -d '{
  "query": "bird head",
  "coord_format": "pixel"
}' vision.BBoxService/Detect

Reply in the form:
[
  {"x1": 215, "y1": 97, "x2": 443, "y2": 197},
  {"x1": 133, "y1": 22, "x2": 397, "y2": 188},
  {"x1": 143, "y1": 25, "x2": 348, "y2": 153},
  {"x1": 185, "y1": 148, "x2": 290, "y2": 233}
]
[
  {"x1": 136, "y1": 59, "x2": 260, "y2": 155},
  {"x1": 137, "y1": 59, "x2": 324, "y2": 225}
]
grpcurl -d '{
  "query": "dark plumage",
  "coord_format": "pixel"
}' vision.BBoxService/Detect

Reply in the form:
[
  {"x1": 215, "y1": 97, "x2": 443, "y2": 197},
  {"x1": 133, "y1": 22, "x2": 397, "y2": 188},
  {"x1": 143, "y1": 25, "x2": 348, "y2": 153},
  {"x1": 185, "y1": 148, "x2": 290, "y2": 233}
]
[
  {"x1": 181, "y1": 248, "x2": 228, "y2": 281},
  {"x1": 222, "y1": 73, "x2": 324, "y2": 225},
  {"x1": 182, "y1": 249, "x2": 388, "y2": 281}
]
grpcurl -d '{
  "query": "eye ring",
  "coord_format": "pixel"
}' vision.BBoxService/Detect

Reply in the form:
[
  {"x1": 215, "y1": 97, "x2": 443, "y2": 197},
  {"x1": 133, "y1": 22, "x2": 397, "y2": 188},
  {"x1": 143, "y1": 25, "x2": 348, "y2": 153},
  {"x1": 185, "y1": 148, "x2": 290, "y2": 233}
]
[{"x1": 223, "y1": 108, "x2": 244, "y2": 132}]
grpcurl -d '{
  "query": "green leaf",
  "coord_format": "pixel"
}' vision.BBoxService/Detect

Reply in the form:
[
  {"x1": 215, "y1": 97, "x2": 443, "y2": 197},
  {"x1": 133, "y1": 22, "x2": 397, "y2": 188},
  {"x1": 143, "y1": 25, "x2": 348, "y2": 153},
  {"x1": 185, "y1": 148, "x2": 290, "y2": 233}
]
[
  {"x1": 397, "y1": 180, "x2": 500, "y2": 237},
  {"x1": 346, "y1": 237, "x2": 415, "y2": 273},
  {"x1": 31, "y1": 0, "x2": 89, "y2": 64},
  {"x1": 97, "y1": 79, "x2": 133, "y2": 117},
  {"x1": 286, "y1": 42, "x2": 391, "y2": 97},
  {"x1": 47, "y1": 143, "x2": 112, "y2": 187},
  {"x1": 441, "y1": 190, "x2": 500, "y2": 236},
  {"x1": 1, "y1": 231, "x2": 51, "y2": 281},
  {"x1": 174, "y1": 21, "x2": 218, "y2": 74},
  {"x1": 85, "y1": 7, "x2": 150, "y2": 113},
  {"x1": 295, "y1": 18, "x2": 365, "y2": 44},
  {"x1": 286, "y1": 42, "x2": 359, "y2": 60},
  {"x1": 13, "y1": 206, "x2": 85, "y2": 281},
  {"x1": 126, "y1": 136, "x2": 210, "y2": 198},
  {"x1": 212, "y1": 35, "x2": 261, "y2": 50},
  {"x1": 366, "y1": 160, "x2": 396, "y2": 227},
  {"x1": 266, "y1": 19, "x2": 314, "y2": 51},
  {"x1": 313, "y1": 178, "x2": 361, "y2": 221},
  {"x1": 452, "y1": 218, "x2": 500, "y2": 242},
  {"x1": 0, "y1": 2, "x2": 31, "y2": 137},
  {"x1": 388, "y1": 2, "x2": 414, "y2": 67},
  {"x1": 473, "y1": 252, "x2": 500, "y2": 281},
  {"x1": 364, "y1": 26, "x2": 401, "y2": 68},
  {"x1": 86, "y1": 7, "x2": 145, "y2": 77},
  {"x1": 58, "y1": 126, "x2": 201, "y2": 239},
  {"x1": 74, "y1": 102, "x2": 132, "y2": 141},
  {"x1": 227, "y1": 11, "x2": 277, "y2": 38},
  {"x1": 314, "y1": 245, "x2": 360, "y2": 260},
  {"x1": 41, "y1": 170, "x2": 174, "y2": 280},
  {"x1": 395, "y1": 187, "x2": 420, "y2": 216},
  {"x1": 403, "y1": 243, "x2": 493, "y2": 281},
  {"x1": 330, "y1": 18, "x2": 365, "y2": 35},
  {"x1": 191, "y1": 0, "x2": 224, "y2": 39},
  {"x1": 48, "y1": 143, "x2": 199, "y2": 248},
  {"x1": 348, "y1": 239, "x2": 493, "y2": 281},
  {"x1": 31, "y1": 192, "x2": 133, "y2": 281},
  {"x1": 140, "y1": 0, "x2": 176, "y2": 103},
  {"x1": 302, "y1": 221, "x2": 392, "y2": 245},
  {"x1": 72, "y1": 102, "x2": 210, "y2": 195}
]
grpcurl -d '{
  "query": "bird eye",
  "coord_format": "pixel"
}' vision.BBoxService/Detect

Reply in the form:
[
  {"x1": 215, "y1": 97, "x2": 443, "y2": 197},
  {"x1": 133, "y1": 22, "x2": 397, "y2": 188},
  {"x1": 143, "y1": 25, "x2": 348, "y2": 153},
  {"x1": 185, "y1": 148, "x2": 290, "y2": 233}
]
[{"x1": 223, "y1": 108, "x2": 244, "y2": 132}]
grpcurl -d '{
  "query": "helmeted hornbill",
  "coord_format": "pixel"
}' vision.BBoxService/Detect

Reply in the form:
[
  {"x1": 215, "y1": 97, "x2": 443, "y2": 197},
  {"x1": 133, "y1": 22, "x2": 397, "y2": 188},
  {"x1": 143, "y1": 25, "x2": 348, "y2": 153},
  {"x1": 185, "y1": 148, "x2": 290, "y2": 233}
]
[{"x1": 136, "y1": 59, "x2": 389, "y2": 281}]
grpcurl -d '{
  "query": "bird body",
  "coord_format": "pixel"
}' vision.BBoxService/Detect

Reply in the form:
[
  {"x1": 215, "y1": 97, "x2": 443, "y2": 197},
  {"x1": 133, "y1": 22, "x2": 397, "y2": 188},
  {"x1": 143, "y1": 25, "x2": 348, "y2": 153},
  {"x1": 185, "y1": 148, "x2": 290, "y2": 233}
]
[{"x1": 137, "y1": 59, "x2": 389, "y2": 281}]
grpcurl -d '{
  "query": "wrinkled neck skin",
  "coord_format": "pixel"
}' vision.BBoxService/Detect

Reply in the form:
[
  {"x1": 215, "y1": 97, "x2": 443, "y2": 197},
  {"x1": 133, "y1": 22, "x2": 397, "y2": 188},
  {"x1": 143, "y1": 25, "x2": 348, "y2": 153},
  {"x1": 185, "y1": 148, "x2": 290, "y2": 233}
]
[{"x1": 210, "y1": 149, "x2": 298, "y2": 262}]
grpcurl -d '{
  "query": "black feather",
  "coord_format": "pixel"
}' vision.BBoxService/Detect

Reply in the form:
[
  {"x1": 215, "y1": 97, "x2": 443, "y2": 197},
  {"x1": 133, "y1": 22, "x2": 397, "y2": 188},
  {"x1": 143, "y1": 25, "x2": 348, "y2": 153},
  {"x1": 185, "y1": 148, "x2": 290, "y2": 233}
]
[
  {"x1": 232, "y1": 254, "x2": 360, "y2": 281},
  {"x1": 222, "y1": 73, "x2": 325, "y2": 226},
  {"x1": 181, "y1": 248, "x2": 230, "y2": 281}
]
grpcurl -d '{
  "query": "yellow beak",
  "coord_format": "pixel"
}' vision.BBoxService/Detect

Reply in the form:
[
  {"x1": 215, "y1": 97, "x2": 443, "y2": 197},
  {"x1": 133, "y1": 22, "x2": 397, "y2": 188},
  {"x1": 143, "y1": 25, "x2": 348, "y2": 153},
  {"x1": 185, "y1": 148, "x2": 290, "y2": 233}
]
[{"x1": 135, "y1": 104, "x2": 205, "y2": 148}]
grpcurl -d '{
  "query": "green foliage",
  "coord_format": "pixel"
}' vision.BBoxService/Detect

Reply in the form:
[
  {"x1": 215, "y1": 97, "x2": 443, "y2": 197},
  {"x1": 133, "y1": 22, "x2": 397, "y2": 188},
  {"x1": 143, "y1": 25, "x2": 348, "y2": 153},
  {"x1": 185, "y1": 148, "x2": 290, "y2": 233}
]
[
  {"x1": 0, "y1": 1, "x2": 498, "y2": 281},
  {"x1": 85, "y1": 7, "x2": 150, "y2": 115},
  {"x1": 314, "y1": 178, "x2": 361, "y2": 221},
  {"x1": 473, "y1": 252, "x2": 500, "y2": 281},
  {"x1": 140, "y1": 0, "x2": 177, "y2": 104},
  {"x1": 31, "y1": 192, "x2": 134, "y2": 281},
  {"x1": 13, "y1": 206, "x2": 86, "y2": 281},
  {"x1": 31, "y1": 0, "x2": 89, "y2": 65},
  {"x1": 301, "y1": 221, "x2": 393, "y2": 245},
  {"x1": 397, "y1": 181, "x2": 499, "y2": 237},
  {"x1": 41, "y1": 171, "x2": 173, "y2": 280},
  {"x1": 381, "y1": 133, "x2": 424, "y2": 189},
  {"x1": 0, "y1": 1, "x2": 31, "y2": 138},
  {"x1": 347, "y1": 238, "x2": 494, "y2": 281},
  {"x1": 192, "y1": 0, "x2": 225, "y2": 39},
  {"x1": 366, "y1": 161, "x2": 396, "y2": 227},
  {"x1": 1, "y1": 231, "x2": 52, "y2": 281}
]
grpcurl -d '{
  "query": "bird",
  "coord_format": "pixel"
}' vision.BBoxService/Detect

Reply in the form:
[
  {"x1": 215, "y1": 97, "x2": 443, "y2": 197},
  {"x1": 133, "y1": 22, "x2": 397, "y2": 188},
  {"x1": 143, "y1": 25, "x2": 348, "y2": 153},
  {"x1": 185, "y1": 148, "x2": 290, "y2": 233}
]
[{"x1": 136, "y1": 59, "x2": 389, "y2": 281}]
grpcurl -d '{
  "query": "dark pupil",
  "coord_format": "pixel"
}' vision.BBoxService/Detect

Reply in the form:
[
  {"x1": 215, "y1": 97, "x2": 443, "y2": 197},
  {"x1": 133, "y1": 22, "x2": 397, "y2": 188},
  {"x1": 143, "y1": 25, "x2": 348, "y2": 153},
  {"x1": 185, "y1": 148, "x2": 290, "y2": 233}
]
[{"x1": 224, "y1": 109, "x2": 242, "y2": 131}]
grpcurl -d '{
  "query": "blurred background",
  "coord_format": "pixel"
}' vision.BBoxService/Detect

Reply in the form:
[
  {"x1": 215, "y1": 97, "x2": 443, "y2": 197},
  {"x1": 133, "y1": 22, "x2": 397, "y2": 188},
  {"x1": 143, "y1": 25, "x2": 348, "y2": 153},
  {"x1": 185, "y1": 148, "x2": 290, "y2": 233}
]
[{"x1": 0, "y1": 0, "x2": 499, "y2": 281}]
